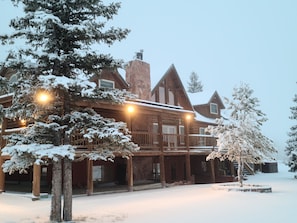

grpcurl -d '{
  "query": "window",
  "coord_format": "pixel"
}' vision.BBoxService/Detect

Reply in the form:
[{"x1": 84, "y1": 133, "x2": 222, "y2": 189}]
[
  {"x1": 153, "y1": 163, "x2": 160, "y2": 180},
  {"x1": 99, "y1": 79, "x2": 114, "y2": 89},
  {"x1": 210, "y1": 103, "x2": 218, "y2": 114},
  {"x1": 162, "y1": 125, "x2": 177, "y2": 149},
  {"x1": 199, "y1": 127, "x2": 205, "y2": 135},
  {"x1": 179, "y1": 125, "x2": 185, "y2": 145},
  {"x1": 93, "y1": 165, "x2": 104, "y2": 181},
  {"x1": 168, "y1": 90, "x2": 174, "y2": 105},
  {"x1": 8, "y1": 74, "x2": 18, "y2": 92},
  {"x1": 152, "y1": 123, "x2": 159, "y2": 144},
  {"x1": 9, "y1": 74, "x2": 17, "y2": 83},
  {"x1": 199, "y1": 127, "x2": 206, "y2": 146},
  {"x1": 159, "y1": 86, "x2": 165, "y2": 103}
]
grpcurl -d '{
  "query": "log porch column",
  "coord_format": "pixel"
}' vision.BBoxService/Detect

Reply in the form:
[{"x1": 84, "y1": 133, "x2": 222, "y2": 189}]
[
  {"x1": 127, "y1": 156, "x2": 133, "y2": 192},
  {"x1": 32, "y1": 164, "x2": 41, "y2": 199},
  {"x1": 158, "y1": 115, "x2": 166, "y2": 187},
  {"x1": 159, "y1": 155, "x2": 166, "y2": 187},
  {"x1": 0, "y1": 118, "x2": 7, "y2": 192},
  {"x1": 210, "y1": 159, "x2": 216, "y2": 183},
  {"x1": 185, "y1": 154, "x2": 191, "y2": 183},
  {"x1": 86, "y1": 159, "x2": 93, "y2": 196},
  {"x1": 185, "y1": 115, "x2": 191, "y2": 182}
]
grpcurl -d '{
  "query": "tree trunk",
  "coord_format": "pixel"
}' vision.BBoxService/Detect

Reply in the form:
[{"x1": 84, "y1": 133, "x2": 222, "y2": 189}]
[
  {"x1": 50, "y1": 158, "x2": 62, "y2": 222},
  {"x1": 0, "y1": 157, "x2": 5, "y2": 192},
  {"x1": 237, "y1": 158, "x2": 244, "y2": 187},
  {"x1": 63, "y1": 157, "x2": 72, "y2": 221}
]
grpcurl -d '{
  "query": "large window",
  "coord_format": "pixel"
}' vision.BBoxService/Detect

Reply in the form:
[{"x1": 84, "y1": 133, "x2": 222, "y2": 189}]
[
  {"x1": 162, "y1": 125, "x2": 177, "y2": 149},
  {"x1": 210, "y1": 103, "x2": 218, "y2": 114},
  {"x1": 99, "y1": 79, "x2": 114, "y2": 89}
]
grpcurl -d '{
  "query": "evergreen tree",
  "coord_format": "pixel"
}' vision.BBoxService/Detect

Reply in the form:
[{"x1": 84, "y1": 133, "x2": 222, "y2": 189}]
[
  {"x1": 187, "y1": 71, "x2": 203, "y2": 93},
  {"x1": 286, "y1": 89, "x2": 297, "y2": 173},
  {"x1": 0, "y1": 0, "x2": 138, "y2": 222},
  {"x1": 206, "y1": 83, "x2": 277, "y2": 187}
]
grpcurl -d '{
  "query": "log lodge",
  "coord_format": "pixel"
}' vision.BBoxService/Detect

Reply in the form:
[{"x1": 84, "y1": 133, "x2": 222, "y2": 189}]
[{"x1": 0, "y1": 54, "x2": 234, "y2": 196}]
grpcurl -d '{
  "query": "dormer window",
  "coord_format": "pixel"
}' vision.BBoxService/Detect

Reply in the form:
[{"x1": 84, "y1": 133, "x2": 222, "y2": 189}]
[
  {"x1": 210, "y1": 103, "x2": 218, "y2": 114},
  {"x1": 99, "y1": 79, "x2": 114, "y2": 89}
]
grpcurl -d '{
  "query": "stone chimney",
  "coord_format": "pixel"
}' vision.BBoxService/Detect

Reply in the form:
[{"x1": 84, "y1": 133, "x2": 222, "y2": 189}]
[{"x1": 125, "y1": 51, "x2": 151, "y2": 100}]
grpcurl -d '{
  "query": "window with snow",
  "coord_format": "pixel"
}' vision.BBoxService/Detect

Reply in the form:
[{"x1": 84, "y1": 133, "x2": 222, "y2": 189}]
[
  {"x1": 210, "y1": 103, "x2": 218, "y2": 114},
  {"x1": 99, "y1": 79, "x2": 114, "y2": 89}
]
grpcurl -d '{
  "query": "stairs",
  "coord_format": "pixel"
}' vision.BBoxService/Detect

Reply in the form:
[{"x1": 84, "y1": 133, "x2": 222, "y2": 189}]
[{"x1": 233, "y1": 162, "x2": 255, "y2": 176}]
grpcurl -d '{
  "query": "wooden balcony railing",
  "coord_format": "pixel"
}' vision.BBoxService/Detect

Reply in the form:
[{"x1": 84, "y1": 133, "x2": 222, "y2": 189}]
[{"x1": 71, "y1": 131, "x2": 217, "y2": 153}]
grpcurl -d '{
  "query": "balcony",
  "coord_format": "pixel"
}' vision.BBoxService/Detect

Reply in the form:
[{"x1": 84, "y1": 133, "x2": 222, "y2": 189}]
[{"x1": 71, "y1": 131, "x2": 217, "y2": 154}]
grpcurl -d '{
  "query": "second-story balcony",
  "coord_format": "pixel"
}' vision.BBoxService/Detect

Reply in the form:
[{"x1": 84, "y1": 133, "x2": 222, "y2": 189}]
[{"x1": 71, "y1": 131, "x2": 217, "y2": 155}]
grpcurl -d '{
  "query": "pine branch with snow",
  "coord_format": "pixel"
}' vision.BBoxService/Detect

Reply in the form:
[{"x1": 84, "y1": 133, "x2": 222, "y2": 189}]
[
  {"x1": 2, "y1": 121, "x2": 75, "y2": 174},
  {"x1": 63, "y1": 108, "x2": 139, "y2": 160}
]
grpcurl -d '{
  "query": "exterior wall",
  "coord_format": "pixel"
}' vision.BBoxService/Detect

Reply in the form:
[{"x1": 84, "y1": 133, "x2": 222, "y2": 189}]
[
  {"x1": 151, "y1": 66, "x2": 193, "y2": 111},
  {"x1": 164, "y1": 156, "x2": 186, "y2": 183},
  {"x1": 190, "y1": 155, "x2": 213, "y2": 183},
  {"x1": 98, "y1": 68, "x2": 128, "y2": 90},
  {"x1": 194, "y1": 103, "x2": 221, "y2": 119},
  {"x1": 125, "y1": 60, "x2": 151, "y2": 100},
  {"x1": 133, "y1": 157, "x2": 156, "y2": 183}
]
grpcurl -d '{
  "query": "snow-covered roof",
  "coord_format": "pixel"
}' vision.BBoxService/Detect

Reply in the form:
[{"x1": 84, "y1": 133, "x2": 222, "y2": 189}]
[
  {"x1": 126, "y1": 99, "x2": 194, "y2": 114},
  {"x1": 194, "y1": 111, "x2": 216, "y2": 124},
  {"x1": 187, "y1": 89, "x2": 218, "y2": 106}
]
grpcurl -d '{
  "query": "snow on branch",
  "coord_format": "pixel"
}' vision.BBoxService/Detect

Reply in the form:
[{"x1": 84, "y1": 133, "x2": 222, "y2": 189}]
[
  {"x1": 2, "y1": 144, "x2": 75, "y2": 174},
  {"x1": 66, "y1": 109, "x2": 139, "y2": 160}
]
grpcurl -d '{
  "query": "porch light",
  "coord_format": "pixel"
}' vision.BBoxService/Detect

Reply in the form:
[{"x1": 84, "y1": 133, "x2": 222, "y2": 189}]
[
  {"x1": 185, "y1": 114, "x2": 192, "y2": 121},
  {"x1": 127, "y1": 105, "x2": 135, "y2": 114},
  {"x1": 20, "y1": 119, "x2": 27, "y2": 127},
  {"x1": 35, "y1": 90, "x2": 53, "y2": 105}
]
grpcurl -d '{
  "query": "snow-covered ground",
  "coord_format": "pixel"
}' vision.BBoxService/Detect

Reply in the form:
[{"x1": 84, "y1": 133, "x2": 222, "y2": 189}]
[{"x1": 0, "y1": 162, "x2": 296, "y2": 223}]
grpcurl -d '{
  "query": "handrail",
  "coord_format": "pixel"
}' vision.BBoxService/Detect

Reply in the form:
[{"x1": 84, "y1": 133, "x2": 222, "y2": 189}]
[{"x1": 70, "y1": 131, "x2": 217, "y2": 152}]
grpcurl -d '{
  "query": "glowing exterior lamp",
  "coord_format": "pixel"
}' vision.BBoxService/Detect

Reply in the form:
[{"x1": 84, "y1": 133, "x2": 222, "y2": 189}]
[
  {"x1": 185, "y1": 114, "x2": 192, "y2": 121},
  {"x1": 35, "y1": 90, "x2": 53, "y2": 105},
  {"x1": 127, "y1": 105, "x2": 135, "y2": 132},
  {"x1": 127, "y1": 105, "x2": 135, "y2": 114},
  {"x1": 20, "y1": 119, "x2": 27, "y2": 127}
]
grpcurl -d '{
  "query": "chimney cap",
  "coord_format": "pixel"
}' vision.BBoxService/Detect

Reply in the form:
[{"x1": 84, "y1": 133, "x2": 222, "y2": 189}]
[{"x1": 135, "y1": 49, "x2": 144, "y2": 60}]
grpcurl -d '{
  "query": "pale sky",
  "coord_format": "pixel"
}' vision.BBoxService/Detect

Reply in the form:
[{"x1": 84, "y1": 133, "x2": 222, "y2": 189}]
[{"x1": 1, "y1": 0, "x2": 297, "y2": 158}]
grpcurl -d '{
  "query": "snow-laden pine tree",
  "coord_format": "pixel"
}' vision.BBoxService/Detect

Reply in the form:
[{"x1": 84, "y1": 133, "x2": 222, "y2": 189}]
[
  {"x1": 206, "y1": 83, "x2": 276, "y2": 187},
  {"x1": 0, "y1": 0, "x2": 138, "y2": 222},
  {"x1": 187, "y1": 71, "x2": 203, "y2": 93},
  {"x1": 286, "y1": 90, "x2": 297, "y2": 173}
]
